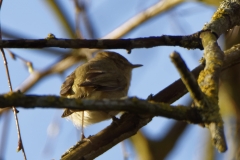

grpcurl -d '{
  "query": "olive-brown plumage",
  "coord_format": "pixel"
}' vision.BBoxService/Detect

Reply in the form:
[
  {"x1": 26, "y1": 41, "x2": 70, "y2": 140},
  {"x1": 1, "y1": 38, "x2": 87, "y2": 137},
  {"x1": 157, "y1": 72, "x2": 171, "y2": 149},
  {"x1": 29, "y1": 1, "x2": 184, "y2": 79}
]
[{"x1": 60, "y1": 51, "x2": 142, "y2": 127}]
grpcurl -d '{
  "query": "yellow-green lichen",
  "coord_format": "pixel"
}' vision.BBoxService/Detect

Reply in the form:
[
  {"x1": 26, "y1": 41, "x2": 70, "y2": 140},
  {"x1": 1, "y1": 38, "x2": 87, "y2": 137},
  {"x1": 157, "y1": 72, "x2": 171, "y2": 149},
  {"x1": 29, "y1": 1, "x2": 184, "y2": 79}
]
[{"x1": 212, "y1": 8, "x2": 226, "y2": 21}]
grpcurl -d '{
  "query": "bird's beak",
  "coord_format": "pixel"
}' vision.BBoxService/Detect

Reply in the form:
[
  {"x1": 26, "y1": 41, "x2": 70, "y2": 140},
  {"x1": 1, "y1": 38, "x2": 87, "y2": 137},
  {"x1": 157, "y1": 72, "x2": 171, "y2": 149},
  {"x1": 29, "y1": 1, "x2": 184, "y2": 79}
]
[{"x1": 131, "y1": 64, "x2": 143, "y2": 68}]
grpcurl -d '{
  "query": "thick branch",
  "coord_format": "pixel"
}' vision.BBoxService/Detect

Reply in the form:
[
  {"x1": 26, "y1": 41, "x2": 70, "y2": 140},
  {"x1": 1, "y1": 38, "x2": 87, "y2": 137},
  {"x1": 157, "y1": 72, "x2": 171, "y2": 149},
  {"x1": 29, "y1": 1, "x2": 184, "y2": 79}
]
[
  {"x1": 199, "y1": 31, "x2": 227, "y2": 152},
  {"x1": 203, "y1": 0, "x2": 240, "y2": 36},
  {"x1": 0, "y1": 93, "x2": 203, "y2": 123},
  {"x1": 191, "y1": 0, "x2": 240, "y2": 152},
  {"x1": 0, "y1": 34, "x2": 203, "y2": 49}
]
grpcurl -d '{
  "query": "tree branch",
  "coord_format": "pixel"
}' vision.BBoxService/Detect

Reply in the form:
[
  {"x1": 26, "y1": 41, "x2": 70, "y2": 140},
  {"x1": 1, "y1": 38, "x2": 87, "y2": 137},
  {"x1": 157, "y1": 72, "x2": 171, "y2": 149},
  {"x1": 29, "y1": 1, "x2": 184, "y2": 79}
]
[
  {"x1": 103, "y1": 0, "x2": 184, "y2": 39},
  {"x1": 0, "y1": 92, "x2": 204, "y2": 123},
  {"x1": 0, "y1": 34, "x2": 203, "y2": 50},
  {"x1": 199, "y1": 31, "x2": 227, "y2": 152}
]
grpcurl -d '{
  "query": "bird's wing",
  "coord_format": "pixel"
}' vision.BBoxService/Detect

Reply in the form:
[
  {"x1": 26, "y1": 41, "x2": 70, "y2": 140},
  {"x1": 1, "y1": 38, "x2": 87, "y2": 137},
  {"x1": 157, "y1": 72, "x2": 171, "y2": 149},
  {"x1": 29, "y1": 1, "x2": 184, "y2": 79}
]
[
  {"x1": 60, "y1": 72, "x2": 75, "y2": 96},
  {"x1": 60, "y1": 60, "x2": 127, "y2": 118},
  {"x1": 60, "y1": 72, "x2": 76, "y2": 118},
  {"x1": 79, "y1": 62, "x2": 127, "y2": 92}
]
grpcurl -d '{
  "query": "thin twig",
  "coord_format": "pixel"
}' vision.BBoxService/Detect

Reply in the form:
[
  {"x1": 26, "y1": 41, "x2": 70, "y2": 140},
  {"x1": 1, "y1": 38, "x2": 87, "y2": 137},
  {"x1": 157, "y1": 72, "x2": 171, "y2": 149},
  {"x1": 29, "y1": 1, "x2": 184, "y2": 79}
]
[
  {"x1": 46, "y1": 1, "x2": 75, "y2": 38},
  {"x1": 1, "y1": 50, "x2": 27, "y2": 159},
  {"x1": 0, "y1": 0, "x2": 27, "y2": 159},
  {"x1": 103, "y1": 0, "x2": 184, "y2": 39},
  {"x1": 74, "y1": 0, "x2": 83, "y2": 39},
  {"x1": 170, "y1": 51, "x2": 204, "y2": 107},
  {"x1": 7, "y1": 49, "x2": 34, "y2": 73}
]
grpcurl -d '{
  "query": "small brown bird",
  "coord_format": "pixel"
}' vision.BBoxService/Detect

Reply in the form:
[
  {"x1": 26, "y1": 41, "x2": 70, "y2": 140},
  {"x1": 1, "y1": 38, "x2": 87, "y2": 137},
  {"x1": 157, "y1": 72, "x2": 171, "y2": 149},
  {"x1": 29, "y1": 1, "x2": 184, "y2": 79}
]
[{"x1": 60, "y1": 51, "x2": 142, "y2": 130}]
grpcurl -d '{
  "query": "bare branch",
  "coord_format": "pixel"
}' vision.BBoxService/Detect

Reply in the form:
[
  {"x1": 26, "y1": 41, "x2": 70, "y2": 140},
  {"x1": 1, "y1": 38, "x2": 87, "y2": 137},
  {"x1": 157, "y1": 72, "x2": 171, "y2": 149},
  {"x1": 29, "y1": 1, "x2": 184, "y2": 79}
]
[
  {"x1": 1, "y1": 49, "x2": 27, "y2": 159},
  {"x1": 0, "y1": 34, "x2": 203, "y2": 50},
  {"x1": 203, "y1": 0, "x2": 240, "y2": 36},
  {"x1": 46, "y1": 1, "x2": 75, "y2": 38},
  {"x1": 0, "y1": 93, "x2": 203, "y2": 123},
  {"x1": 186, "y1": 0, "x2": 240, "y2": 152},
  {"x1": 0, "y1": 1, "x2": 27, "y2": 158},
  {"x1": 103, "y1": 0, "x2": 184, "y2": 39},
  {"x1": 170, "y1": 51, "x2": 204, "y2": 106}
]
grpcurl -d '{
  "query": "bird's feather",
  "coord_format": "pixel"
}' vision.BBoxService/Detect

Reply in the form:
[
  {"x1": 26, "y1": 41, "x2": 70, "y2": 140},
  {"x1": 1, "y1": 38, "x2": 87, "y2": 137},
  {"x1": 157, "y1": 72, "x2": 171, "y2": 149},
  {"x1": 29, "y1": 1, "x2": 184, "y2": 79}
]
[{"x1": 60, "y1": 72, "x2": 75, "y2": 96}]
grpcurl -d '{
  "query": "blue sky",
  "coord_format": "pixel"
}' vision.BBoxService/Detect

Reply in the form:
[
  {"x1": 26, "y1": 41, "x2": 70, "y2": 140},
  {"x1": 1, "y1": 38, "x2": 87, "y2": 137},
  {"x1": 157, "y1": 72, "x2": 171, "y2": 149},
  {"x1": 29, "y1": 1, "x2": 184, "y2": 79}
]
[{"x1": 0, "y1": 1, "x2": 226, "y2": 160}]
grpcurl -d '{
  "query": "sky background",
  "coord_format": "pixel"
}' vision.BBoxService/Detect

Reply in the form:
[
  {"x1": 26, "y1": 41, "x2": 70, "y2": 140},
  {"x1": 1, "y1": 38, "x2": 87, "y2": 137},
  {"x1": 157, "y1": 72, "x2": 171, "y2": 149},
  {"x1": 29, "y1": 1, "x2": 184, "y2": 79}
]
[{"x1": 0, "y1": 0, "x2": 231, "y2": 160}]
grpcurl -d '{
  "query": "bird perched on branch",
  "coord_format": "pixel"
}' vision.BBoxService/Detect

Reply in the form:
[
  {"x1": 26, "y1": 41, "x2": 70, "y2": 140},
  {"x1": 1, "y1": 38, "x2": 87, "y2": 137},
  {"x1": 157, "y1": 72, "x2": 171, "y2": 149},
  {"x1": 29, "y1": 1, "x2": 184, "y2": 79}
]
[{"x1": 60, "y1": 51, "x2": 142, "y2": 138}]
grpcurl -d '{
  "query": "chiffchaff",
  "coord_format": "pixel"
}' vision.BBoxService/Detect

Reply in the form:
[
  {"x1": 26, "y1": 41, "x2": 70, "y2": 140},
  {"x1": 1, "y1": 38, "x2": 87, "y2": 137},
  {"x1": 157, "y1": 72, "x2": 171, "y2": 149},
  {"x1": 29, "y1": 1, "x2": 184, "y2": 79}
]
[{"x1": 60, "y1": 51, "x2": 142, "y2": 135}]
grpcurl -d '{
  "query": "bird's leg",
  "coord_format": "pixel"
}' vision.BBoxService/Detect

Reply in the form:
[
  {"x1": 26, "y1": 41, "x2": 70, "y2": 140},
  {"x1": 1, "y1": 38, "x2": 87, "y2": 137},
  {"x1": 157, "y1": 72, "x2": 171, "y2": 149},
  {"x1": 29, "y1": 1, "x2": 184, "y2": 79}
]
[{"x1": 81, "y1": 111, "x2": 85, "y2": 140}]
